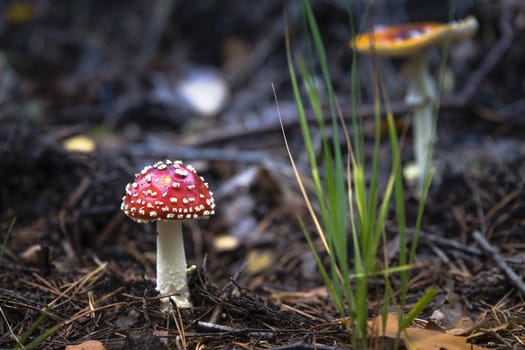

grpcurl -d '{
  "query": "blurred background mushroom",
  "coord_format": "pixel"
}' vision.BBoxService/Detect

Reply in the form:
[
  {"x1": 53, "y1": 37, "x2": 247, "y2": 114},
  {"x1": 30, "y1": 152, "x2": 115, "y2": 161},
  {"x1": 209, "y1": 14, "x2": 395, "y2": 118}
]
[{"x1": 351, "y1": 16, "x2": 478, "y2": 194}]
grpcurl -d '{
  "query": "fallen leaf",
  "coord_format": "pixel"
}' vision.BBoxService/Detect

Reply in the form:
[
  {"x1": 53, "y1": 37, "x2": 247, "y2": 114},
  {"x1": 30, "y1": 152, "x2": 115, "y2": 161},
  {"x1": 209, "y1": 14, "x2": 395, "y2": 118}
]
[
  {"x1": 213, "y1": 234, "x2": 240, "y2": 251},
  {"x1": 6, "y1": 1, "x2": 34, "y2": 23},
  {"x1": 370, "y1": 313, "x2": 485, "y2": 350},
  {"x1": 246, "y1": 249, "x2": 274, "y2": 274},
  {"x1": 62, "y1": 135, "x2": 96, "y2": 153},
  {"x1": 65, "y1": 340, "x2": 105, "y2": 350}
]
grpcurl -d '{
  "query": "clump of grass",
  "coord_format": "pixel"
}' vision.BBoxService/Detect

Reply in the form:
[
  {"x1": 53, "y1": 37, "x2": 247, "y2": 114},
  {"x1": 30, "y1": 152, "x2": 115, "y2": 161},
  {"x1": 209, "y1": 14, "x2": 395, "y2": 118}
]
[{"x1": 281, "y1": 1, "x2": 435, "y2": 346}]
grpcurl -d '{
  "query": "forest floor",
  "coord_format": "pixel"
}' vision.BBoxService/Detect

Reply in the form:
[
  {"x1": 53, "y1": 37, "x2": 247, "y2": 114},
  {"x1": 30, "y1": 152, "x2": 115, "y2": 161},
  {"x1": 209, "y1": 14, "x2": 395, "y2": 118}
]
[{"x1": 1, "y1": 1, "x2": 525, "y2": 349}]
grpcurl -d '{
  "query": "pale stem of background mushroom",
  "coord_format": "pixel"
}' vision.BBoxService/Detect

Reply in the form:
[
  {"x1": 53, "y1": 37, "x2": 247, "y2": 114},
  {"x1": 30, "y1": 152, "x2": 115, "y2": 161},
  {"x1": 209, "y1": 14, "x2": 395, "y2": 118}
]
[
  {"x1": 404, "y1": 52, "x2": 437, "y2": 194},
  {"x1": 156, "y1": 220, "x2": 191, "y2": 310}
]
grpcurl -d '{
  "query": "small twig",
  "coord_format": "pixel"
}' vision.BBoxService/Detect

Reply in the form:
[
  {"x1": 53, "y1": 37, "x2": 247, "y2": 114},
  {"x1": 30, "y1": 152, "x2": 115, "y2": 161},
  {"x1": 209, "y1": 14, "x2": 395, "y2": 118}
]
[
  {"x1": 478, "y1": 328, "x2": 513, "y2": 348},
  {"x1": 472, "y1": 230, "x2": 525, "y2": 295},
  {"x1": 268, "y1": 340, "x2": 345, "y2": 350},
  {"x1": 195, "y1": 321, "x2": 275, "y2": 340},
  {"x1": 387, "y1": 225, "x2": 483, "y2": 256},
  {"x1": 419, "y1": 229, "x2": 483, "y2": 256},
  {"x1": 484, "y1": 189, "x2": 522, "y2": 222}
]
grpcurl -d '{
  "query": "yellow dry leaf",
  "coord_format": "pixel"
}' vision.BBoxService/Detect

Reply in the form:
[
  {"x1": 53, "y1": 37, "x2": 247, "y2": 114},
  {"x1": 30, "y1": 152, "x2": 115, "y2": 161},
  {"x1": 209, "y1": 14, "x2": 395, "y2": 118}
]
[
  {"x1": 213, "y1": 234, "x2": 240, "y2": 251},
  {"x1": 62, "y1": 135, "x2": 96, "y2": 153},
  {"x1": 65, "y1": 340, "x2": 105, "y2": 350},
  {"x1": 5, "y1": 1, "x2": 34, "y2": 24},
  {"x1": 246, "y1": 249, "x2": 274, "y2": 274},
  {"x1": 370, "y1": 313, "x2": 484, "y2": 350}
]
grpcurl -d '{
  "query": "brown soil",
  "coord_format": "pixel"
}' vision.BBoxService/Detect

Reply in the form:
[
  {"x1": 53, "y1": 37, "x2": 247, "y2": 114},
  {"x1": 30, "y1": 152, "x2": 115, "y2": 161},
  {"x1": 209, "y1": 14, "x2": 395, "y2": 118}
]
[{"x1": 1, "y1": 1, "x2": 525, "y2": 349}]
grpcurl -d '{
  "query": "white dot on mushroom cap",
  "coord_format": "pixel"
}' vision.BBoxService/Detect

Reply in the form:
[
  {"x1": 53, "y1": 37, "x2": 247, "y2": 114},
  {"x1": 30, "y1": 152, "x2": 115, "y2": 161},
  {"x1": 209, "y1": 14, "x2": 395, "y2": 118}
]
[
  {"x1": 150, "y1": 211, "x2": 157, "y2": 217},
  {"x1": 175, "y1": 168, "x2": 188, "y2": 177},
  {"x1": 156, "y1": 163, "x2": 167, "y2": 170},
  {"x1": 139, "y1": 208, "x2": 145, "y2": 215},
  {"x1": 177, "y1": 214, "x2": 184, "y2": 219},
  {"x1": 187, "y1": 185, "x2": 195, "y2": 190},
  {"x1": 140, "y1": 165, "x2": 152, "y2": 174},
  {"x1": 169, "y1": 197, "x2": 178, "y2": 203},
  {"x1": 167, "y1": 213, "x2": 175, "y2": 219},
  {"x1": 162, "y1": 206, "x2": 169, "y2": 212},
  {"x1": 144, "y1": 189, "x2": 157, "y2": 197},
  {"x1": 132, "y1": 182, "x2": 138, "y2": 188},
  {"x1": 172, "y1": 182, "x2": 180, "y2": 189},
  {"x1": 145, "y1": 174, "x2": 152, "y2": 183}
]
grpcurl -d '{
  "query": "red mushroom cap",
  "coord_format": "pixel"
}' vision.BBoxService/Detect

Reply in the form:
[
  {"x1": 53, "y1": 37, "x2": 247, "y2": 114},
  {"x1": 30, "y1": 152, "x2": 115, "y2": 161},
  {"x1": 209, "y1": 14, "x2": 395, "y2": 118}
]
[{"x1": 121, "y1": 160, "x2": 215, "y2": 223}]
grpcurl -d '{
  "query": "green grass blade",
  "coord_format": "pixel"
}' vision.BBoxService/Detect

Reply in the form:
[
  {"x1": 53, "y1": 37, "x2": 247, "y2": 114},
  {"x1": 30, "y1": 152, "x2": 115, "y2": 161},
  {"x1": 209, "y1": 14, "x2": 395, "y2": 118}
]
[
  {"x1": 12, "y1": 306, "x2": 54, "y2": 349},
  {"x1": 15, "y1": 322, "x2": 62, "y2": 350},
  {"x1": 399, "y1": 288, "x2": 438, "y2": 331}
]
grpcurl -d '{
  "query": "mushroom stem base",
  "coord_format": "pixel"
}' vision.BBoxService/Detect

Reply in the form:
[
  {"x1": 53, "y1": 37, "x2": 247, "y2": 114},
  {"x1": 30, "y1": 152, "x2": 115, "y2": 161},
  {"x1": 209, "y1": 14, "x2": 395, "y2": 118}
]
[{"x1": 156, "y1": 220, "x2": 192, "y2": 310}]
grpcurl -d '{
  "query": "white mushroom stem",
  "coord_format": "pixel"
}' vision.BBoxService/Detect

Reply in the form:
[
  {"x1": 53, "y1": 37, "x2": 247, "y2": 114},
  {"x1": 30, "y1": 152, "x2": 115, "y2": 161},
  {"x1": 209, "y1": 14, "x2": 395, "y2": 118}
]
[
  {"x1": 404, "y1": 52, "x2": 437, "y2": 194},
  {"x1": 156, "y1": 220, "x2": 192, "y2": 310}
]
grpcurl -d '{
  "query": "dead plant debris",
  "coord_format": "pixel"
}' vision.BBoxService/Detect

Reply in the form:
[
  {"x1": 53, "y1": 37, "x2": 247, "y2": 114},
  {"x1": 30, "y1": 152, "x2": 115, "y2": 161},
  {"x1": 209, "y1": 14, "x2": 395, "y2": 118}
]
[{"x1": 1, "y1": 1, "x2": 525, "y2": 349}]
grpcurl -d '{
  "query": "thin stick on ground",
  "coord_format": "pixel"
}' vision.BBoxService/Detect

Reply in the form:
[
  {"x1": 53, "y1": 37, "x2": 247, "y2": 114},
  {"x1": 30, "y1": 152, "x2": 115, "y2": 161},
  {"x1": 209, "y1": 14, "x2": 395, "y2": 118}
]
[{"x1": 473, "y1": 230, "x2": 525, "y2": 295}]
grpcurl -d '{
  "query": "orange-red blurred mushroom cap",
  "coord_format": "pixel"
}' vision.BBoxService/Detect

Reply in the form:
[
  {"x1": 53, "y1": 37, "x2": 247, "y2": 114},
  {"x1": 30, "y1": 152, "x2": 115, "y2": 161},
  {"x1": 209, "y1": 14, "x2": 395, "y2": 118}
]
[{"x1": 350, "y1": 16, "x2": 478, "y2": 57}]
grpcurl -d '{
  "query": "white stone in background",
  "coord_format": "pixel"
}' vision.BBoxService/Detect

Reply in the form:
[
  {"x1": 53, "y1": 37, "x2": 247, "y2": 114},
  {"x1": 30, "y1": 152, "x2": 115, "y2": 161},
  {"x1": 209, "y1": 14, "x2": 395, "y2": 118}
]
[{"x1": 176, "y1": 68, "x2": 229, "y2": 117}]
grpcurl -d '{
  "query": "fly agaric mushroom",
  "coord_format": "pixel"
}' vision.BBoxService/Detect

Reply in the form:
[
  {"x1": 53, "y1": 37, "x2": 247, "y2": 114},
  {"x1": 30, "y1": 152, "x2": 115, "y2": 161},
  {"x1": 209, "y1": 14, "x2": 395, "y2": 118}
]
[
  {"x1": 121, "y1": 160, "x2": 215, "y2": 310},
  {"x1": 351, "y1": 16, "x2": 478, "y2": 193}
]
